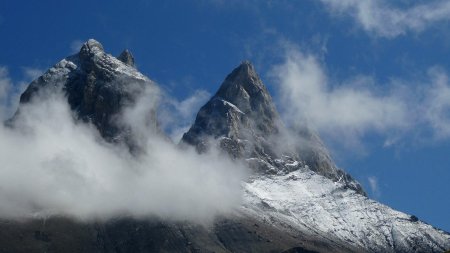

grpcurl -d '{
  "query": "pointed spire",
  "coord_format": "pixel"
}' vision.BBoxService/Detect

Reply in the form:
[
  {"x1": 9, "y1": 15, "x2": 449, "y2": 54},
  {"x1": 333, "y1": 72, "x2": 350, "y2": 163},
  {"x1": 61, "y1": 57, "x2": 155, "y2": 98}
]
[
  {"x1": 212, "y1": 61, "x2": 276, "y2": 120},
  {"x1": 117, "y1": 49, "x2": 135, "y2": 67},
  {"x1": 79, "y1": 39, "x2": 104, "y2": 61},
  {"x1": 215, "y1": 61, "x2": 266, "y2": 101},
  {"x1": 221, "y1": 61, "x2": 260, "y2": 87},
  {"x1": 79, "y1": 39, "x2": 104, "y2": 53},
  {"x1": 225, "y1": 60, "x2": 257, "y2": 81},
  {"x1": 181, "y1": 60, "x2": 280, "y2": 151}
]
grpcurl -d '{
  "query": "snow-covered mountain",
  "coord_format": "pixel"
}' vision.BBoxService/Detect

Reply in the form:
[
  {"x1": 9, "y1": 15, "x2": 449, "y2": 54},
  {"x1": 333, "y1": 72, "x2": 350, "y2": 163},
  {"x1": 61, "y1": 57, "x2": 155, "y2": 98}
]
[
  {"x1": 2, "y1": 39, "x2": 449, "y2": 253},
  {"x1": 182, "y1": 60, "x2": 450, "y2": 253},
  {"x1": 181, "y1": 61, "x2": 365, "y2": 195}
]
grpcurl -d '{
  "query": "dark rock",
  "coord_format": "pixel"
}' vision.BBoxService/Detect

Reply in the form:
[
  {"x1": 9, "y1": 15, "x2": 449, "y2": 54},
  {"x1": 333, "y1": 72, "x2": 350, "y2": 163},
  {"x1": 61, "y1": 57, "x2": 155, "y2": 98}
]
[
  {"x1": 117, "y1": 49, "x2": 135, "y2": 67},
  {"x1": 12, "y1": 39, "x2": 158, "y2": 150},
  {"x1": 34, "y1": 231, "x2": 50, "y2": 242},
  {"x1": 281, "y1": 247, "x2": 319, "y2": 253},
  {"x1": 0, "y1": 216, "x2": 352, "y2": 253}
]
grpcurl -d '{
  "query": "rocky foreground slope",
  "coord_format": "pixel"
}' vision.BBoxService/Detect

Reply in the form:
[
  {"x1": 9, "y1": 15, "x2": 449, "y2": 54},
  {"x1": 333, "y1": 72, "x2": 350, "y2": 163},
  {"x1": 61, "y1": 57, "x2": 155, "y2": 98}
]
[{"x1": 1, "y1": 39, "x2": 449, "y2": 253}]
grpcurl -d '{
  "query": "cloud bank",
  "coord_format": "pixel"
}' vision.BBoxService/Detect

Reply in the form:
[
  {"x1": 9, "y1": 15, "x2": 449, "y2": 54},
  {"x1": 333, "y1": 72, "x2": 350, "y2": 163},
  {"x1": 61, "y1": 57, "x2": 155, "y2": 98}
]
[
  {"x1": 320, "y1": 0, "x2": 450, "y2": 38},
  {"x1": 0, "y1": 82, "x2": 247, "y2": 223}
]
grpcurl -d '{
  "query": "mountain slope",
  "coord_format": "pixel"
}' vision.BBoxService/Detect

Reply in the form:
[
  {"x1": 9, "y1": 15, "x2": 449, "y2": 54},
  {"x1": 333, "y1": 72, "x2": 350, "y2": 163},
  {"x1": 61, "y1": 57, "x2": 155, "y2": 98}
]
[{"x1": 243, "y1": 168, "x2": 450, "y2": 252}]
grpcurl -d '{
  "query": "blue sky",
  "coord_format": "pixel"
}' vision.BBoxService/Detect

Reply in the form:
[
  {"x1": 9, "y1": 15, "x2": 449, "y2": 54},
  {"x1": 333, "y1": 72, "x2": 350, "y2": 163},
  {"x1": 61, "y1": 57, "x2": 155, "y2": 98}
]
[{"x1": 1, "y1": 0, "x2": 450, "y2": 231}]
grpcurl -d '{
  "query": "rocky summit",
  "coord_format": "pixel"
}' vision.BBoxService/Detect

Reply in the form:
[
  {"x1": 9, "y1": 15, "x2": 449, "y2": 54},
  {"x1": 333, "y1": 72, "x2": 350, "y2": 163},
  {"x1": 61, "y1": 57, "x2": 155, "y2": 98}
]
[
  {"x1": 15, "y1": 39, "x2": 155, "y2": 150},
  {"x1": 1, "y1": 39, "x2": 449, "y2": 253},
  {"x1": 182, "y1": 61, "x2": 365, "y2": 195}
]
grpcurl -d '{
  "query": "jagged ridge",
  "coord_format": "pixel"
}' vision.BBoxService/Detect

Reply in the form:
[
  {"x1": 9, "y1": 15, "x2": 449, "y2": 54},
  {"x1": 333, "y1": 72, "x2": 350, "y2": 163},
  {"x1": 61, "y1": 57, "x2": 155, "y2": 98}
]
[{"x1": 15, "y1": 39, "x2": 155, "y2": 149}]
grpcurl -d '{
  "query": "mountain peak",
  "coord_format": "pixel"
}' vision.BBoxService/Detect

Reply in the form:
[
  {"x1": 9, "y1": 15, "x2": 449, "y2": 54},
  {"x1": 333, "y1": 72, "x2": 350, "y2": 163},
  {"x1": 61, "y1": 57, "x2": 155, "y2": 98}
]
[
  {"x1": 182, "y1": 61, "x2": 366, "y2": 194},
  {"x1": 79, "y1": 39, "x2": 104, "y2": 55},
  {"x1": 226, "y1": 60, "x2": 257, "y2": 80},
  {"x1": 117, "y1": 49, "x2": 135, "y2": 67},
  {"x1": 181, "y1": 61, "x2": 280, "y2": 157},
  {"x1": 213, "y1": 61, "x2": 276, "y2": 120},
  {"x1": 15, "y1": 39, "x2": 155, "y2": 150},
  {"x1": 215, "y1": 61, "x2": 263, "y2": 100}
]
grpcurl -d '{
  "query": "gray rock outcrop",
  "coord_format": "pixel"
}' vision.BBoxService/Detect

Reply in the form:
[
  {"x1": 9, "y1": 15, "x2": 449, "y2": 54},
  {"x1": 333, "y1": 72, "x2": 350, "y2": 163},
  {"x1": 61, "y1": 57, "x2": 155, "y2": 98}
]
[
  {"x1": 182, "y1": 61, "x2": 365, "y2": 195},
  {"x1": 14, "y1": 39, "x2": 156, "y2": 150}
]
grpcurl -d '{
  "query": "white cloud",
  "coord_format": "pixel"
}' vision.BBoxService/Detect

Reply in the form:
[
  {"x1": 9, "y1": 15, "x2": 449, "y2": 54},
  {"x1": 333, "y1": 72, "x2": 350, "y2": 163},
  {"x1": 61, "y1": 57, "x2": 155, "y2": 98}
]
[
  {"x1": 420, "y1": 67, "x2": 450, "y2": 140},
  {"x1": 22, "y1": 67, "x2": 43, "y2": 81},
  {"x1": 0, "y1": 84, "x2": 247, "y2": 223},
  {"x1": 271, "y1": 49, "x2": 409, "y2": 145},
  {"x1": 0, "y1": 67, "x2": 14, "y2": 119},
  {"x1": 320, "y1": 0, "x2": 450, "y2": 38},
  {"x1": 368, "y1": 176, "x2": 380, "y2": 197},
  {"x1": 0, "y1": 66, "x2": 43, "y2": 120},
  {"x1": 0, "y1": 67, "x2": 11, "y2": 99},
  {"x1": 70, "y1": 40, "x2": 84, "y2": 54},
  {"x1": 271, "y1": 48, "x2": 450, "y2": 148},
  {"x1": 175, "y1": 90, "x2": 210, "y2": 119},
  {"x1": 158, "y1": 90, "x2": 210, "y2": 142}
]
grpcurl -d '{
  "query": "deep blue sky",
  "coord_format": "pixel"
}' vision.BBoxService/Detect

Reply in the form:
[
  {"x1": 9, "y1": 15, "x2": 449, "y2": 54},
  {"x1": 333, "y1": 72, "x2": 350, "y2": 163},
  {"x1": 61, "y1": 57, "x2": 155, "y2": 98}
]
[{"x1": 1, "y1": 0, "x2": 449, "y2": 231}]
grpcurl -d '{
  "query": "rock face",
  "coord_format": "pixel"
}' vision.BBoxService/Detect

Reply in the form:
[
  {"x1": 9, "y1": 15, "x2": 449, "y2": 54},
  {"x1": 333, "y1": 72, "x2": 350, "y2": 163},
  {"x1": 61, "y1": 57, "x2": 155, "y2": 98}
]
[
  {"x1": 15, "y1": 39, "x2": 155, "y2": 149},
  {"x1": 117, "y1": 49, "x2": 135, "y2": 67},
  {"x1": 182, "y1": 61, "x2": 365, "y2": 195},
  {"x1": 182, "y1": 61, "x2": 279, "y2": 153},
  {"x1": 3, "y1": 40, "x2": 450, "y2": 253}
]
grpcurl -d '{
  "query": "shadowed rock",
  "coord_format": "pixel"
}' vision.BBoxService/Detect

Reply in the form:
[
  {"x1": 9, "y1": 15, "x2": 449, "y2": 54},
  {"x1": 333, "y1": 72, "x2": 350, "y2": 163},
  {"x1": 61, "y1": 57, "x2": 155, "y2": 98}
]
[{"x1": 13, "y1": 39, "x2": 156, "y2": 150}]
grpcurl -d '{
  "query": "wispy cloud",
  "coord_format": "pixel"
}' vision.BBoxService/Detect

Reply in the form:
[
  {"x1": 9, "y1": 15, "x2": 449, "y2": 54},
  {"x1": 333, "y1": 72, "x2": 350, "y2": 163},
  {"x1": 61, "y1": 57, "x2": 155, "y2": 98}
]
[
  {"x1": 419, "y1": 67, "x2": 450, "y2": 140},
  {"x1": 271, "y1": 48, "x2": 409, "y2": 148},
  {"x1": 368, "y1": 176, "x2": 380, "y2": 198},
  {"x1": 0, "y1": 67, "x2": 12, "y2": 118},
  {"x1": 70, "y1": 40, "x2": 84, "y2": 54},
  {"x1": 320, "y1": 0, "x2": 450, "y2": 38},
  {"x1": 0, "y1": 66, "x2": 43, "y2": 120},
  {"x1": 271, "y1": 47, "x2": 450, "y2": 149},
  {"x1": 159, "y1": 89, "x2": 211, "y2": 142},
  {"x1": 22, "y1": 67, "x2": 43, "y2": 81}
]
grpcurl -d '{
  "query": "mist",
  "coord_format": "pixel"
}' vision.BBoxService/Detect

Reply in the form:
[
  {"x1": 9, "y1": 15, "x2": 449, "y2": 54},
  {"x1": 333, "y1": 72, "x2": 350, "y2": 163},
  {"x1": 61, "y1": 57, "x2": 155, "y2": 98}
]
[{"x1": 0, "y1": 84, "x2": 248, "y2": 223}]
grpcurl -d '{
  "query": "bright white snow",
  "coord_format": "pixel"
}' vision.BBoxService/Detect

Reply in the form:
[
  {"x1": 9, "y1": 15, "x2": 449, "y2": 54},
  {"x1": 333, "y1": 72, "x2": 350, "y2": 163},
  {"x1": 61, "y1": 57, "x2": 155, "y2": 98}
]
[{"x1": 241, "y1": 159, "x2": 450, "y2": 252}]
